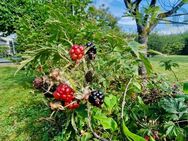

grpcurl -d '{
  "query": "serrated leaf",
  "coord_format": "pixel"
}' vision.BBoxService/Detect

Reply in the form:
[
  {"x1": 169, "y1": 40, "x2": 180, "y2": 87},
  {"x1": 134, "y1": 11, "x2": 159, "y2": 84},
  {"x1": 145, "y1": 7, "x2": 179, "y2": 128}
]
[
  {"x1": 113, "y1": 46, "x2": 125, "y2": 52},
  {"x1": 94, "y1": 114, "x2": 117, "y2": 131},
  {"x1": 150, "y1": 136, "x2": 156, "y2": 141},
  {"x1": 148, "y1": 49, "x2": 163, "y2": 55},
  {"x1": 104, "y1": 94, "x2": 117, "y2": 110},
  {"x1": 81, "y1": 132, "x2": 92, "y2": 141},
  {"x1": 132, "y1": 81, "x2": 142, "y2": 91},
  {"x1": 166, "y1": 125, "x2": 174, "y2": 135},
  {"x1": 128, "y1": 41, "x2": 141, "y2": 58},
  {"x1": 122, "y1": 121, "x2": 146, "y2": 141}
]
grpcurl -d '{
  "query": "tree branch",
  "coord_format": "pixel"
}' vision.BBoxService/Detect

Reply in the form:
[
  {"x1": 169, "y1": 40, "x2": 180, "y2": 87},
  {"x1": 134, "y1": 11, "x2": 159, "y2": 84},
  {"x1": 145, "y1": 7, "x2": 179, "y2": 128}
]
[
  {"x1": 133, "y1": 0, "x2": 142, "y2": 6},
  {"x1": 158, "y1": 19, "x2": 188, "y2": 25},
  {"x1": 123, "y1": 0, "x2": 131, "y2": 9},
  {"x1": 158, "y1": 0, "x2": 185, "y2": 18},
  {"x1": 143, "y1": 0, "x2": 157, "y2": 25},
  {"x1": 149, "y1": 1, "x2": 185, "y2": 33},
  {"x1": 169, "y1": 13, "x2": 188, "y2": 17},
  {"x1": 150, "y1": 0, "x2": 157, "y2": 6},
  {"x1": 123, "y1": 0, "x2": 142, "y2": 15}
]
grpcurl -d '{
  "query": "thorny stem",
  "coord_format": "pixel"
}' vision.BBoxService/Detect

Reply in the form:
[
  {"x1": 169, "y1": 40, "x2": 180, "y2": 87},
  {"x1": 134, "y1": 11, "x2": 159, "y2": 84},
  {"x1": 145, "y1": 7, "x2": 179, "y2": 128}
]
[
  {"x1": 87, "y1": 103, "x2": 109, "y2": 141},
  {"x1": 121, "y1": 78, "x2": 133, "y2": 120}
]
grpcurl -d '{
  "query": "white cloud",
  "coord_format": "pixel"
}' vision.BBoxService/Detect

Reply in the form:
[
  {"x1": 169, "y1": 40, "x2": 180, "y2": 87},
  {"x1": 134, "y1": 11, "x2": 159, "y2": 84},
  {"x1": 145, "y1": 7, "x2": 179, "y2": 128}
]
[
  {"x1": 118, "y1": 17, "x2": 136, "y2": 26},
  {"x1": 155, "y1": 25, "x2": 188, "y2": 35}
]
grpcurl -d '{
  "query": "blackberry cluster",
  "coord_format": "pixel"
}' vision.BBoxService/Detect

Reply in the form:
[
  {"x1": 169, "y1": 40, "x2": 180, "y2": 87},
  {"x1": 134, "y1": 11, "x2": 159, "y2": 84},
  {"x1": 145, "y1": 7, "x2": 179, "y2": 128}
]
[
  {"x1": 86, "y1": 42, "x2": 97, "y2": 60},
  {"x1": 89, "y1": 90, "x2": 104, "y2": 107}
]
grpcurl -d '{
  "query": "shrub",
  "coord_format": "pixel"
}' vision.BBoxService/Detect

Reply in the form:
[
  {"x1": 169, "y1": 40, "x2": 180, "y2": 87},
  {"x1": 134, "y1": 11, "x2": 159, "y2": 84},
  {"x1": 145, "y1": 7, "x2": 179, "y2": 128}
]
[{"x1": 148, "y1": 33, "x2": 185, "y2": 55}]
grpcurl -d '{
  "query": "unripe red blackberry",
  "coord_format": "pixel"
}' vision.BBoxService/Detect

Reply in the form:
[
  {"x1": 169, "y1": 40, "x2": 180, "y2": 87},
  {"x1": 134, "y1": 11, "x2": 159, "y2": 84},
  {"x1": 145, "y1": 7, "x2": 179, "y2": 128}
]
[
  {"x1": 69, "y1": 45, "x2": 84, "y2": 61},
  {"x1": 86, "y1": 42, "x2": 96, "y2": 60},
  {"x1": 89, "y1": 90, "x2": 104, "y2": 107},
  {"x1": 53, "y1": 83, "x2": 75, "y2": 102},
  {"x1": 33, "y1": 77, "x2": 43, "y2": 89},
  {"x1": 64, "y1": 101, "x2": 80, "y2": 110},
  {"x1": 144, "y1": 136, "x2": 150, "y2": 141}
]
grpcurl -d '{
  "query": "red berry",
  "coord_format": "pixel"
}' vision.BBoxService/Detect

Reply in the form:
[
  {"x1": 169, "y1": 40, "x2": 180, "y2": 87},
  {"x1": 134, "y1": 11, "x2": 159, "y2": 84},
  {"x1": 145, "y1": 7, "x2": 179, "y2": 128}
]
[
  {"x1": 144, "y1": 136, "x2": 150, "y2": 141},
  {"x1": 53, "y1": 91, "x2": 61, "y2": 100},
  {"x1": 79, "y1": 46, "x2": 84, "y2": 51},
  {"x1": 73, "y1": 102, "x2": 80, "y2": 109},
  {"x1": 75, "y1": 48, "x2": 81, "y2": 54},
  {"x1": 61, "y1": 94, "x2": 66, "y2": 99},
  {"x1": 71, "y1": 54, "x2": 78, "y2": 61},
  {"x1": 64, "y1": 101, "x2": 80, "y2": 110},
  {"x1": 69, "y1": 45, "x2": 84, "y2": 61},
  {"x1": 53, "y1": 83, "x2": 75, "y2": 102},
  {"x1": 78, "y1": 53, "x2": 84, "y2": 59}
]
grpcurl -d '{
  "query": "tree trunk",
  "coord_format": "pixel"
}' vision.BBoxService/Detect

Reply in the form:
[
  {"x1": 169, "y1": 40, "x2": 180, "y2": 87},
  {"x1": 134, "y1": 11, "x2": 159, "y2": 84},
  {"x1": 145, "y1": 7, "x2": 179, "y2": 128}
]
[
  {"x1": 137, "y1": 29, "x2": 149, "y2": 94},
  {"x1": 137, "y1": 30, "x2": 148, "y2": 76}
]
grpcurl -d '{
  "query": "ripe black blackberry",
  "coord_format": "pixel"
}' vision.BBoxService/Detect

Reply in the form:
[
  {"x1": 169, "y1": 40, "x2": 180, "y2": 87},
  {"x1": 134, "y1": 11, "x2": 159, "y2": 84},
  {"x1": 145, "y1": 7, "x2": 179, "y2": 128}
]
[
  {"x1": 89, "y1": 90, "x2": 104, "y2": 107},
  {"x1": 86, "y1": 42, "x2": 97, "y2": 60},
  {"x1": 33, "y1": 77, "x2": 43, "y2": 89},
  {"x1": 85, "y1": 71, "x2": 93, "y2": 83}
]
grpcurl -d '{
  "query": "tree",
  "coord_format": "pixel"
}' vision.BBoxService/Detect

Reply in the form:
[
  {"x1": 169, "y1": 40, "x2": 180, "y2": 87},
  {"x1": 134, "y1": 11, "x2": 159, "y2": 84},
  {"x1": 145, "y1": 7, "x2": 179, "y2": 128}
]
[
  {"x1": 88, "y1": 6, "x2": 118, "y2": 29},
  {"x1": 148, "y1": 33, "x2": 185, "y2": 54},
  {"x1": 123, "y1": 0, "x2": 188, "y2": 75},
  {"x1": 0, "y1": 0, "x2": 48, "y2": 36}
]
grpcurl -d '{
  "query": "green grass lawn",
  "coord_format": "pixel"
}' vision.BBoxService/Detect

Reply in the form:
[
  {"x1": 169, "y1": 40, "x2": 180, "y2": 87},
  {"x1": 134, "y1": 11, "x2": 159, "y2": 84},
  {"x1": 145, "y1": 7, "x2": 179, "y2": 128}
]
[
  {"x1": 150, "y1": 55, "x2": 188, "y2": 82},
  {"x1": 0, "y1": 67, "x2": 52, "y2": 141}
]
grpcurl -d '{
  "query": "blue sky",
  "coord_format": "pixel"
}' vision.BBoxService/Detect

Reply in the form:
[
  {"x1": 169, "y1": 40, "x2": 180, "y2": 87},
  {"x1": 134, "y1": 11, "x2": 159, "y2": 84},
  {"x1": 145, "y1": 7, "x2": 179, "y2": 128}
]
[{"x1": 93, "y1": 0, "x2": 188, "y2": 34}]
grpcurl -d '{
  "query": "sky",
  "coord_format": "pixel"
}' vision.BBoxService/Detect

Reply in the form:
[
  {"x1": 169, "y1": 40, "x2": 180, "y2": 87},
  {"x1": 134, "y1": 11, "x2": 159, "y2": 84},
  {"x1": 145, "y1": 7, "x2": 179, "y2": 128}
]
[{"x1": 92, "y1": 0, "x2": 188, "y2": 35}]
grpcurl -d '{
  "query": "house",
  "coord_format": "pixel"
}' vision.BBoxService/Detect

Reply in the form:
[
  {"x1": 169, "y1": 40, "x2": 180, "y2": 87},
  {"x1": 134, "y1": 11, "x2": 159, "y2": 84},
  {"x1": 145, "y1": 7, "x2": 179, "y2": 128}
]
[{"x1": 0, "y1": 34, "x2": 16, "y2": 57}]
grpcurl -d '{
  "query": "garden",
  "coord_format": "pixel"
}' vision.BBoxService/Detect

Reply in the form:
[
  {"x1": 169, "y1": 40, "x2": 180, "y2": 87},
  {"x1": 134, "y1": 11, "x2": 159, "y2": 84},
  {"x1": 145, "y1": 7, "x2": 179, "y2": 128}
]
[{"x1": 0, "y1": 0, "x2": 188, "y2": 141}]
